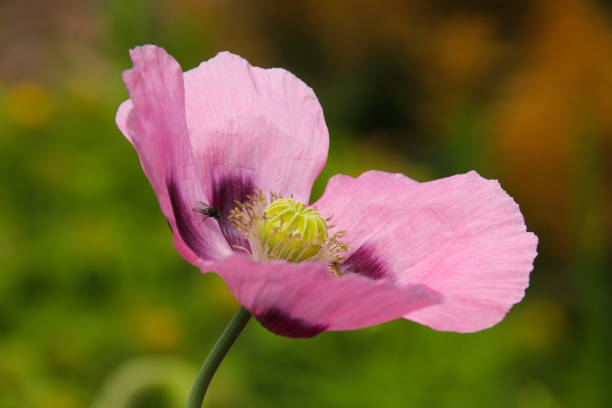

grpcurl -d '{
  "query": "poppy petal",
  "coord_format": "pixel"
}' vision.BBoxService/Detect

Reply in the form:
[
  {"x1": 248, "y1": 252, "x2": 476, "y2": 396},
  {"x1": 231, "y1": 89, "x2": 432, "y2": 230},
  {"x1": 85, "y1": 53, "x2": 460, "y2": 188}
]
[
  {"x1": 314, "y1": 170, "x2": 538, "y2": 332},
  {"x1": 182, "y1": 51, "x2": 329, "y2": 204},
  {"x1": 117, "y1": 45, "x2": 231, "y2": 262},
  {"x1": 203, "y1": 255, "x2": 441, "y2": 338}
]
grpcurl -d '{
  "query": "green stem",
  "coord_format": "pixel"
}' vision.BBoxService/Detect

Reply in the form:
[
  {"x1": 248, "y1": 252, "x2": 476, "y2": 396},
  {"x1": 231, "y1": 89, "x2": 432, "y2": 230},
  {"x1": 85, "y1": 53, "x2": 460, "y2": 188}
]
[{"x1": 186, "y1": 306, "x2": 251, "y2": 408}]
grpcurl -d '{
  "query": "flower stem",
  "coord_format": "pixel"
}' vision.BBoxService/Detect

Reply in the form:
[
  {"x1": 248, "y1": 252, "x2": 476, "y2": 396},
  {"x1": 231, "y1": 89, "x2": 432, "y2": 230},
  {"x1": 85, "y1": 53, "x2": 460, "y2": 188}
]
[{"x1": 186, "y1": 306, "x2": 251, "y2": 408}]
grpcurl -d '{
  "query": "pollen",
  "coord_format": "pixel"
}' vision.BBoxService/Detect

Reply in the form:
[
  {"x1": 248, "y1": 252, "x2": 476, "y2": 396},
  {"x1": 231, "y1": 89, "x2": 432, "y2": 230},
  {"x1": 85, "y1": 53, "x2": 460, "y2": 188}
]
[{"x1": 229, "y1": 191, "x2": 349, "y2": 273}]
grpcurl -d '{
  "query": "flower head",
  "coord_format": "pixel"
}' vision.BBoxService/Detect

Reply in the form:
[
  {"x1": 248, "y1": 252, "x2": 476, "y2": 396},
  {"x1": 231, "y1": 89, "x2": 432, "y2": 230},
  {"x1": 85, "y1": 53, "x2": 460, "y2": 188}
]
[{"x1": 117, "y1": 45, "x2": 538, "y2": 338}]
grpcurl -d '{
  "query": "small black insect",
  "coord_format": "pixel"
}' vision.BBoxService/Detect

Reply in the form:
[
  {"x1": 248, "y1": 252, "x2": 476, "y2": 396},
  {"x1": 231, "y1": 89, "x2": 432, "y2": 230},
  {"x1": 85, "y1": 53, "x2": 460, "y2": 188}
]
[{"x1": 193, "y1": 202, "x2": 222, "y2": 219}]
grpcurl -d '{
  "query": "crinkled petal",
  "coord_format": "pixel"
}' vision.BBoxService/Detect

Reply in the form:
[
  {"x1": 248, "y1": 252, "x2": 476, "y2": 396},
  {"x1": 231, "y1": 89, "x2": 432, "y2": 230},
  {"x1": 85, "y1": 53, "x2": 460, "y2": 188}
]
[
  {"x1": 203, "y1": 255, "x2": 441, "y2": 338},
  {"x1": 182, "y1": 52, "x2": 329, "y2": 204},
  {"x1": 313, "y1": 170, "x2": 538, "y2": 333},
  {"x1": 116, "y1": 45, "x2": 231, "y2": 263}
]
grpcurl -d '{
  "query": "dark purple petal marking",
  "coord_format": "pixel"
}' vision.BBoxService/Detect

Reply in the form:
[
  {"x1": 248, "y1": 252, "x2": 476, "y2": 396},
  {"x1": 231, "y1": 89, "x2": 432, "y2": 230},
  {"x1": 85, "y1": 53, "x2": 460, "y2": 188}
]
[
  {"x1": 342, "y1": 245, "x2": 390, "y2": 281},
  {"x1": 210, "y1": 174, "x2": 255, "y2": 250},
  {"x1": 255, "y1": 308, "x2": 328, "y2": 338},
  {"x1": 167, "y1": 177, "x2": 212, "y2": 260}
]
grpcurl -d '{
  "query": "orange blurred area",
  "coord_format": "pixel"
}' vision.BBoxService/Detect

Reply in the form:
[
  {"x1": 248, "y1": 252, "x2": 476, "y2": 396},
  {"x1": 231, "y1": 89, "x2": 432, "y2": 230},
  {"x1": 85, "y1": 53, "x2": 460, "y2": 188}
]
[{"x1": 0, "y1": 0, "x2": 610, "y2": 407}]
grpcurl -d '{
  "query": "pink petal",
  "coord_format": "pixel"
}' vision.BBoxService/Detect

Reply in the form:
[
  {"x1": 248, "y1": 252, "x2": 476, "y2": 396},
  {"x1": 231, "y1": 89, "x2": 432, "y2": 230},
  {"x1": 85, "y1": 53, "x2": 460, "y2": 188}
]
[
  {"x1": 182, "y1": 51, "x2": 329, "y2": 204},
  {"x1": 116, "y1": 45, "x2": 231, "y2": 263},
  {"x1": 203, "y1": 255, "x2": 441, "y2": 338},
  {"x1": 313, "y1": 170, "x2": 538, "y2": 333}
]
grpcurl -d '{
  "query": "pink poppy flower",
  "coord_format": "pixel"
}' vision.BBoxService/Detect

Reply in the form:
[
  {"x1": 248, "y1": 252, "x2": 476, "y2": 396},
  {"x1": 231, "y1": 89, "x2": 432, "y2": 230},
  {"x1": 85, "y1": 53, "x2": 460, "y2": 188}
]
[{"x1": 116, "y1": 45, "x2": 538, "y2": 338}]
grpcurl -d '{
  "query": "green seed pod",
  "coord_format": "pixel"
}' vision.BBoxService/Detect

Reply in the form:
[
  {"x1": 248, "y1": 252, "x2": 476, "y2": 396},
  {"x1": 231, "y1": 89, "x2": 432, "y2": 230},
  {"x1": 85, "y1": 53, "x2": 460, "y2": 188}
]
[{"x1": 258, "y1": 198, "x2": 328, "y2": 262}]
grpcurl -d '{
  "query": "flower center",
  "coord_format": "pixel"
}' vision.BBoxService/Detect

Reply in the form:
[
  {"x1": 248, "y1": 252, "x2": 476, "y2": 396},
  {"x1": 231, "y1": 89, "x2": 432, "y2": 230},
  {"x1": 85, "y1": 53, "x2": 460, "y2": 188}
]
[
  {"x1": 229, "y1": 191, "x2": 349, "y2": 274},
  {"x1": 258, "y1": 198, "x2": 328, "y2": 262}
]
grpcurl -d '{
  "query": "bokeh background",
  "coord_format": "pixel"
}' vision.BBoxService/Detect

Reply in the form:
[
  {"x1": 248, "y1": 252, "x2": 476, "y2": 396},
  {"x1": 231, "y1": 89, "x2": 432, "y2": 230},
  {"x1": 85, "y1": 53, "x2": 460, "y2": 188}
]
[{"x1": 1, "y1": 0, "x2": 611, "y2": 407}]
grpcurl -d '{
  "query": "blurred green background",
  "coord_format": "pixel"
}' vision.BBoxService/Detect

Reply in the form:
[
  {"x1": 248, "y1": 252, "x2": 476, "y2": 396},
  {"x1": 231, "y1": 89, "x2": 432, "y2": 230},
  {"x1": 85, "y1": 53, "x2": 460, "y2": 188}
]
[{"x1": 1, "y1": 0, "x2": 611, "y2": 407}]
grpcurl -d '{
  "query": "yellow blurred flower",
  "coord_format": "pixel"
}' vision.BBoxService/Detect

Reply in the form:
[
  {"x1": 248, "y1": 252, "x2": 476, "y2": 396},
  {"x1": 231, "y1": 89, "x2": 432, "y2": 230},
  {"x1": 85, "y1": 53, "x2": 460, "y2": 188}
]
[
  {"x1": 510, "y1": 298, "x2": 568, "y2": 351},
  {"x1": 4, "y1": 81, "x2": 55, "y2": 128},
  {"x1": 40, "y1": 392, "x2": 83, "y2": 408},
  {"x1": 132, "y1": 307, "x2": 184, "y2": 351}
]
